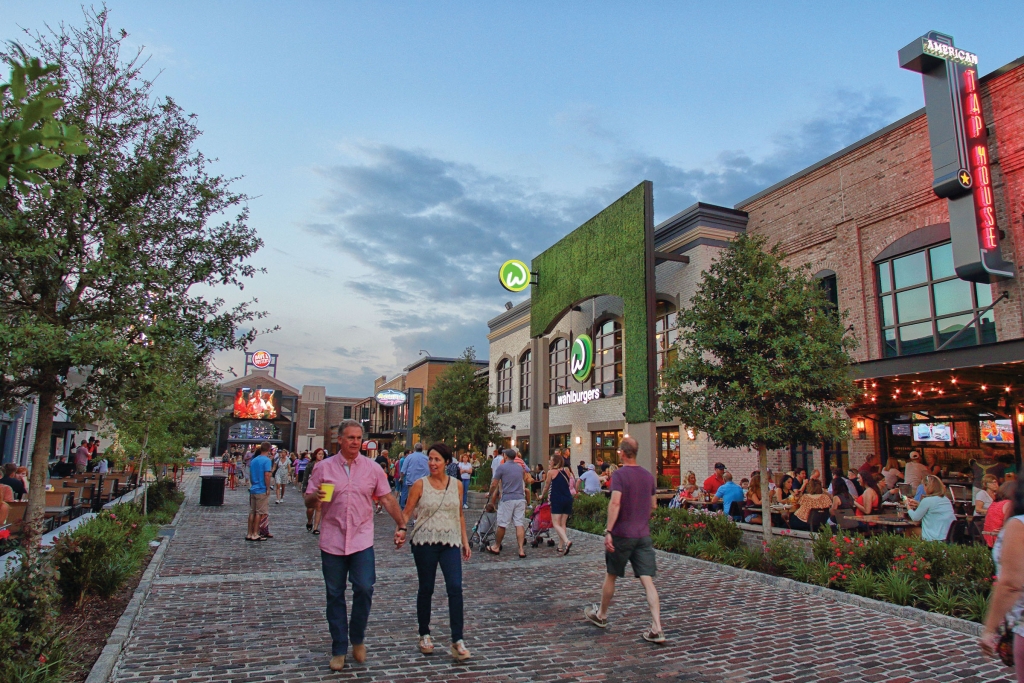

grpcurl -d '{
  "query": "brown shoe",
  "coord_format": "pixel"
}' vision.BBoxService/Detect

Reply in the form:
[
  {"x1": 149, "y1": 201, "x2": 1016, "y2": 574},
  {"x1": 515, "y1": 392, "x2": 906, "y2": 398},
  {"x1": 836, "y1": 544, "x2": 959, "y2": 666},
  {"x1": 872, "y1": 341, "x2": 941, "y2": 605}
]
[
  {"x1": 352, "y1": 643, "x2": 366, "y2": 663},
  {"x1": 329, "y1": 655, "x2": 346, "y2": 671}
]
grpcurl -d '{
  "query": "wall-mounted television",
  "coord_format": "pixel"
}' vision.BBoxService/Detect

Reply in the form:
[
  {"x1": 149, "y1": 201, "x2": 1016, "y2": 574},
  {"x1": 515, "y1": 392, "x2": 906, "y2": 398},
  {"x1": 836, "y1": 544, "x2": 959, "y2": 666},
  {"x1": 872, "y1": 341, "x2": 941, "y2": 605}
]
[
  {"x1": 913, "y1": 423, "x2": 951, "y2": 442},
  {"x1": 233, "y1": 388, "x2": 281, "y2": 420},
  {"x1": 980, "y1": 419, "x2": 1014, "y2": 443}
]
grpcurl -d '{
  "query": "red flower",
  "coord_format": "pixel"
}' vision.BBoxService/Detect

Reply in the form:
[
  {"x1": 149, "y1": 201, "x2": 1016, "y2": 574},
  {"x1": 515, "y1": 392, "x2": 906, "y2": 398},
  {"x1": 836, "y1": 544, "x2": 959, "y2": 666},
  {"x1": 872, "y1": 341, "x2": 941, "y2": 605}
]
[
  {"x1": 39, "y1": 655, "x2": 47, "y2": 664},
  {"x1": 924, "y1": 574, "x2": 931, "y2": 580}
]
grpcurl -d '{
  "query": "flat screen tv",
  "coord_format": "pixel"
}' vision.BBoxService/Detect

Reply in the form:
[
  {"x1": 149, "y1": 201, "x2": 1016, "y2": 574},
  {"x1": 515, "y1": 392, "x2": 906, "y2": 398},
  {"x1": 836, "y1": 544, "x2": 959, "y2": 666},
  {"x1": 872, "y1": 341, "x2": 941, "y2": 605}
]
[
  {"x1": 913, "y1": 423, "x2": 951, "y2": 442},
  {"x1": 980, "y1": 419, "x2": 1014, "y2": 443},
  {"x1": 233, "y1": 387, "x2": 281, "y2": 420}
]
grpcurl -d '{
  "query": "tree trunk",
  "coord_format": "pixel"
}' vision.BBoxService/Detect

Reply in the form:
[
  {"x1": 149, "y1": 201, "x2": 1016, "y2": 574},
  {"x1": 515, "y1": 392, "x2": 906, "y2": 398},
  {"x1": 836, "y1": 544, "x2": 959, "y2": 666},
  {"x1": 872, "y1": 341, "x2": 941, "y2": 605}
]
[
  {"x1": 758, "y1": 442, "x2": 772, "y2": 546},
  {"x1": 26, "y1": 389, "x2": 57, "y2": 552}
]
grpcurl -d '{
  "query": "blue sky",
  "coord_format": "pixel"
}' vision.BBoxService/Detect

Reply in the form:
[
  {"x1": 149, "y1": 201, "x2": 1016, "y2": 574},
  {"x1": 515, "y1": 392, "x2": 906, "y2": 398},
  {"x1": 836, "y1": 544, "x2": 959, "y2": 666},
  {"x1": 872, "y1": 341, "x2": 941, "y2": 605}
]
[{"x1": 4, "y1": 2, "x2": 1024, "y2": 396}]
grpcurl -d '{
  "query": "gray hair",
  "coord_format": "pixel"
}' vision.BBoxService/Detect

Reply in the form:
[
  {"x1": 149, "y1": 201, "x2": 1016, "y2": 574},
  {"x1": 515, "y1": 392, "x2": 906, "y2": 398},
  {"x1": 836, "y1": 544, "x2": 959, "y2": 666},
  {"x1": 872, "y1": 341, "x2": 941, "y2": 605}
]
[
  {"x1": 502, "y1": 448, "x2": 517, "y2": 459},
  {"x1": 618, "y1": 437, "x2": 638, "y2": 458},
  {"x1": 414, "y1": 442, "x2": 424, "y2": 452},
  {"x1": 337, "y1": 419, "x2": 364, "y2": 437}
]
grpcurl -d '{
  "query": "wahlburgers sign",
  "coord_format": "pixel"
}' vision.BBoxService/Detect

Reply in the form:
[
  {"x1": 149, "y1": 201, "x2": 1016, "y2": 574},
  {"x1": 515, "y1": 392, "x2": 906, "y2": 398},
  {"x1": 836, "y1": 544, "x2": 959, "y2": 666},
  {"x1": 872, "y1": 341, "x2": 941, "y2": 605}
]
[
  {"x1": 556, "y1": 388, "x2": 602, "y2": 406},
  {"x1": 570, "y1": 334, "x2": 593, "y2": 382},
  {"x1": 499, "y1": 259, "x2": 530, "y2": 292}
]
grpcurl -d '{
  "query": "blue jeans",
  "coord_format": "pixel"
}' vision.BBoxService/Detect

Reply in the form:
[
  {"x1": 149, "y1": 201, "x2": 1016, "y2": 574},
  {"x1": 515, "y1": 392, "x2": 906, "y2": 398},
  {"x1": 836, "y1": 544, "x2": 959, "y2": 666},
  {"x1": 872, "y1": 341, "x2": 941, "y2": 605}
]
[
  {"x1": 461, "y1": 478, "x2": 470, "y2": 506},
  {"x1": 411, "y1": 543, "x2": 464, "y2": 643},
  {"x1": 320, "y1": 547, "x2": 376, "y2": 656},
  {"x1": 399, "y1": 483, "x2": 410, "y2": 508}
]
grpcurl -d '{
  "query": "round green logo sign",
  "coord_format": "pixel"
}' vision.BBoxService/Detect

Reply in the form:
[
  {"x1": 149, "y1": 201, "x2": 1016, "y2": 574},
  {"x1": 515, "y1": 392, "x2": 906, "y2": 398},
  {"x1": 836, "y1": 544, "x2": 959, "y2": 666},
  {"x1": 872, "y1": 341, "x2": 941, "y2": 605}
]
[
  {"x1": 570, "y1": 334, "x2": 594, "y2": 382},
  {"x1": 499, "y1": 259, "x2": 530, "y2": 292}
]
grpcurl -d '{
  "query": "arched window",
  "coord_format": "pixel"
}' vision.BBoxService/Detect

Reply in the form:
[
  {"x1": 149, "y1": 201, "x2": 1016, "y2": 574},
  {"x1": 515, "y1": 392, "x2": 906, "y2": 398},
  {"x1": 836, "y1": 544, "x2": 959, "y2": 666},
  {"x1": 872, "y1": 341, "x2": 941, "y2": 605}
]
[
  {"x1": 519, "y1": 350, "x2": 532, "y2": 411},
  {"x1": 655, "y1": 301, "x2": 678, "y2": 378},
  {"x1": 549, "y1": 338, "x2": 569, "y2": 403},
  {"x1": 876, "y1": 241, "x2": 995, "y2": 357},
  {"x1": 496, "y1": 359, "x2": 513, "y2": 414},
  {"x1": 593, "y1": 319, "x2": 623, "y2": 397}
]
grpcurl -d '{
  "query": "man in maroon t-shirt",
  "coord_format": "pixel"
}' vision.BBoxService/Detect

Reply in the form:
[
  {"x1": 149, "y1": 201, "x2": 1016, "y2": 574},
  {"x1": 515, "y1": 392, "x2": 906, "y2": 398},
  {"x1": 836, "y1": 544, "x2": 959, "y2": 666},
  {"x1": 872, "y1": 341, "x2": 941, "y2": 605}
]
[{"x1": 583, "y1": 436, "x2": 665, "y2": 644}]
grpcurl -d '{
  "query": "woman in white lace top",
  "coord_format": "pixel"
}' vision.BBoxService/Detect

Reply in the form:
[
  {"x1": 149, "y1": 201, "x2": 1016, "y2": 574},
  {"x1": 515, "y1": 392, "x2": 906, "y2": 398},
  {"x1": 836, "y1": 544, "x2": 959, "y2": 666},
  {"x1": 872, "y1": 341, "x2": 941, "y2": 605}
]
[{"x1": 401, "y1": 442, "x2": 471, "y2": 662}]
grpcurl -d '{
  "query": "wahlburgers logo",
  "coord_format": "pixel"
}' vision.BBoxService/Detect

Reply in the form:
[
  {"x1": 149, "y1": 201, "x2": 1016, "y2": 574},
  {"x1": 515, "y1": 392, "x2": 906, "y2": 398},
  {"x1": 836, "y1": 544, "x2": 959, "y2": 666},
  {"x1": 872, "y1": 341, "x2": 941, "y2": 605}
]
[
  {"x1": 499, "y1": 259, "x2": 530, "y2": 292},
  {"x1": 570, "y1": 334, "x2": 593, "y2": 382},
  {"x1": 556, "y1": 388, "x2": 601, "y2": 406}
]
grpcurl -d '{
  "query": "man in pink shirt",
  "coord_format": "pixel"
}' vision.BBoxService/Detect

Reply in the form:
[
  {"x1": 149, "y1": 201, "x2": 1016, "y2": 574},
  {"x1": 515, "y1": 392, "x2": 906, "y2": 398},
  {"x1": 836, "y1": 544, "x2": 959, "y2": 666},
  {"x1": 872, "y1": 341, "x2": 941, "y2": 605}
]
[{"x1": 304, "y1": 420, "x2": 406, "y2": 672}]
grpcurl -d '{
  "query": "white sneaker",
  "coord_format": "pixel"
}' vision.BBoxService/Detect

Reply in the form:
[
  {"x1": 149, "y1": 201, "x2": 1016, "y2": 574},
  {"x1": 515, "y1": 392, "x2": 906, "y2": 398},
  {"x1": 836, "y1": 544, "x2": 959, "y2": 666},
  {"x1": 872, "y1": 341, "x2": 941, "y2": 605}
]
[{"x1": 463, "y1": 504, "x2": 469, "y2": 509}]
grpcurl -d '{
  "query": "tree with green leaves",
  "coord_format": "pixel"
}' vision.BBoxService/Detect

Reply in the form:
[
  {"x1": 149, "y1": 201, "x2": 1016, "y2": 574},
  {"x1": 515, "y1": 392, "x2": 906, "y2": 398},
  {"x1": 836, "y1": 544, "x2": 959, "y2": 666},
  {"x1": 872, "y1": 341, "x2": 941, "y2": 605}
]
[
  {"x1": 417, "y1": 348, "x2": 501, "y2": 452},
  {"x1": 0, "y1": 45, "x2": 87, "y2": 194},
  {"x1": 0, "y1": 9, "x2": 266, "y2": 547},
  {"x1": 658, "y1": 233, "x2": 857, "y2": 544}
]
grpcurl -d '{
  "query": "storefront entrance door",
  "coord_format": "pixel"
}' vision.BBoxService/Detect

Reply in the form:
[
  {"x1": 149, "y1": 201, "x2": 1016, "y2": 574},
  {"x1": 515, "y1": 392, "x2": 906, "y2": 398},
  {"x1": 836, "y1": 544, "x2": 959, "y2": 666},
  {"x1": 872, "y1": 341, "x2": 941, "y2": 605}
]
[
  {"x1": 657, "y1": 428, "x2": 680, "y2": 487},
  {"x1": 593, "y1": 430, "x2": 623, "y2": 466}
]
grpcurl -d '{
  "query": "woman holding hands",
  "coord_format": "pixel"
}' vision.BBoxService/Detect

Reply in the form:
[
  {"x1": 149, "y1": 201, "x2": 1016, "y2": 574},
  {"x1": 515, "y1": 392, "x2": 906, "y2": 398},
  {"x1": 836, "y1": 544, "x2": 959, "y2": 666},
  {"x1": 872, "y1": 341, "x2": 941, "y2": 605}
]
[{"x1": 402, "y1": 442, "x2": 472, "y2": 662}]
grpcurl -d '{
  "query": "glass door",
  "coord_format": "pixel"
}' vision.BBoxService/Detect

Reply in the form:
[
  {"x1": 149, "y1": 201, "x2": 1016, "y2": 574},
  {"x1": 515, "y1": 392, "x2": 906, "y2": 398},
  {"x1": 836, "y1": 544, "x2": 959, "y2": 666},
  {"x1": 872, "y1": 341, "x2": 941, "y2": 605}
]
[
  {"x1": 657, "y1": 428, "x2": 680, "y2": 488},
  {"x1": 592, "y1": 430, "x2": 623, "y2": 466}
]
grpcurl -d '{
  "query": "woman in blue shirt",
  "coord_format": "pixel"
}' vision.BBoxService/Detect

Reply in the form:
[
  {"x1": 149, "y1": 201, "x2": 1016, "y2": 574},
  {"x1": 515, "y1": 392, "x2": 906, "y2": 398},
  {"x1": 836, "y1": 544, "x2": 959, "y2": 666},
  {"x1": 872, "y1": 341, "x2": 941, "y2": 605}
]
[{"x1": 907, "y1": 475, "x2": 955, "y2": 541}]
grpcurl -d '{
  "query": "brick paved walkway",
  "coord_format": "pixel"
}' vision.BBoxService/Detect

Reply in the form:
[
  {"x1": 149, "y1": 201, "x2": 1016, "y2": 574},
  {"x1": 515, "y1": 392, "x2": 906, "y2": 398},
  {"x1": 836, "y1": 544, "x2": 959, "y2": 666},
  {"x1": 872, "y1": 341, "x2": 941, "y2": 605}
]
[{"x1": 109, "y1": 474, "x2": 1012, "y2": 682}]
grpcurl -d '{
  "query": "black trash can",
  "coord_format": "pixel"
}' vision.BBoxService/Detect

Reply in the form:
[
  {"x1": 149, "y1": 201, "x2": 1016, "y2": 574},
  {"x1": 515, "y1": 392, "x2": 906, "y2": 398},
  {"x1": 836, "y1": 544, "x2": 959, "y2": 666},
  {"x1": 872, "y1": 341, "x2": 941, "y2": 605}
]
[{"x1": 199, "y1": 475, "x2": 226, "y2": 506}]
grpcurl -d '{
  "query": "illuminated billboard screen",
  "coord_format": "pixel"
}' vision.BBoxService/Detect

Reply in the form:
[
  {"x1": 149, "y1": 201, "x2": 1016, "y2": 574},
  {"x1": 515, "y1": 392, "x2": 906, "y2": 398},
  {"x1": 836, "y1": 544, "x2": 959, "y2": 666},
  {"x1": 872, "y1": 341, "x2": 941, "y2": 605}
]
[
  {"x1": 233, "y1": 388, "x2": 281, "y2": 420},
  {"x1": 913, "y1": 423, "x2": 951, "y2": 442}
]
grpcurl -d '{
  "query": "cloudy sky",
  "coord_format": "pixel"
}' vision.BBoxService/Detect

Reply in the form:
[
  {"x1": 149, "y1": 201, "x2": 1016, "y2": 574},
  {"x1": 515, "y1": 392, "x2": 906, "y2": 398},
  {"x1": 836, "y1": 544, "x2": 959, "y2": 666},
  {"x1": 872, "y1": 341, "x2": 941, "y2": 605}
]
[{"x1": 4, "y1": 2, "x2": 1023, "y2": 396}]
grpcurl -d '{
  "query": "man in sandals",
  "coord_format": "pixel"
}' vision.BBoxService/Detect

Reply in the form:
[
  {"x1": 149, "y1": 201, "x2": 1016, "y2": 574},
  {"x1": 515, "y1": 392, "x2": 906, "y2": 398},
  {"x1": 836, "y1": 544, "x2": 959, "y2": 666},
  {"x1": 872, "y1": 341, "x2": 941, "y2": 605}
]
[
  {"x1": 486, "y1": 448, "x2": 529, "y2": 558},
  {"x1": 583, "y1": 436, "x2": 666, "y2": 644}
]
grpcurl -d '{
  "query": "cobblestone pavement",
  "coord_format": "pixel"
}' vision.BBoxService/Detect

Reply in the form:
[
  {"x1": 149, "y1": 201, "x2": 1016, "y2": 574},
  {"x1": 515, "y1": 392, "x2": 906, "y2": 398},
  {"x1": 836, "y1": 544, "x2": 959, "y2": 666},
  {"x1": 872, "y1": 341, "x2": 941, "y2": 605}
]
[{"x1": 110, "y1": 473, "x2": 1013, "y2": 682}]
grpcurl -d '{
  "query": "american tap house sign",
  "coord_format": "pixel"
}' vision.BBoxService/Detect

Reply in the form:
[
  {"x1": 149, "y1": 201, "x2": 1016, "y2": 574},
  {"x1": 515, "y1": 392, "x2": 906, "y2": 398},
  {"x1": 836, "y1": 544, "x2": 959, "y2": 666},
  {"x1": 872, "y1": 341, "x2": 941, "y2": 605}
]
[{"x1": 900, "y1": 31, "x2": 1014, "y2": 283}]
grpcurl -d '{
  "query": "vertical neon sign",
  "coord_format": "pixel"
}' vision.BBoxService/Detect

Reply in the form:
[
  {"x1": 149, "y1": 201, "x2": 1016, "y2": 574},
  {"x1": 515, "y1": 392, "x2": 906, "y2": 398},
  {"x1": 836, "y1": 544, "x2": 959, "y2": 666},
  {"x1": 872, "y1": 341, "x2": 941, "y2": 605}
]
[{"x1": 963, "y1": 68, "x2": 997, "y2": 250}]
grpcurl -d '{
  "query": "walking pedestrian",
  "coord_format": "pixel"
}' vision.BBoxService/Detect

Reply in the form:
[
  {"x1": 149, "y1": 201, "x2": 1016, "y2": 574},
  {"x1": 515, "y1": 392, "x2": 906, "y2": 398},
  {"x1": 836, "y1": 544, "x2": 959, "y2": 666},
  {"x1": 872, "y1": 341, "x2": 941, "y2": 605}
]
[
  {"x1": 400, "y1": 443, "x2": 430, "y2": 509},
  {"x1": 458, "y1": 453, "x2": 474, "y2": 509},
  {"x1": 583, "y1": 436, "x2": 665, "y2": 644},
  {"x1": 305, "y1": 420, "x2": 407, "y2": 671},
  {"x1": 485, "y1": 448, "x2": 529, "y2": 558},
  {"x1": 981, "y1": 478, "x2": 1024, "y2": 676},
  {"x1": 304, "y1": 448, "x2": 326, "y2": 533},
  {"x1": 295, "y1": 451, "x2": 310, "y2": 493},
  {"x1": 540, "y1": 453, "x2": 575, "y2": 555},
  {"x1": 273, "y1": 449, "x2": 291, "y2": 504},
  {"x1": 246, "y1": 442, "x2": 273, "y2": 542},
  {"x1": 400, "y1": 442, "x2": 472, "y2": 661}
]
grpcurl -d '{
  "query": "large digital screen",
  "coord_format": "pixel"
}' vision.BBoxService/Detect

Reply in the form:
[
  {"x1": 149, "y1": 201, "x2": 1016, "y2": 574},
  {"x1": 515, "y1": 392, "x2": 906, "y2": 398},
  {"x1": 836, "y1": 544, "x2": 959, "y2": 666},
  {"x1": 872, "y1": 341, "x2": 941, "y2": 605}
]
[
  {"x1": 913, "y1": 423, "x2": 952, "y2": 442},
  {"x1": 233, "y1": 388, "x2": 280, "y2": 420},
  {"x1": 980, "y1": 419, "x2": 1014, "y2": 443}
]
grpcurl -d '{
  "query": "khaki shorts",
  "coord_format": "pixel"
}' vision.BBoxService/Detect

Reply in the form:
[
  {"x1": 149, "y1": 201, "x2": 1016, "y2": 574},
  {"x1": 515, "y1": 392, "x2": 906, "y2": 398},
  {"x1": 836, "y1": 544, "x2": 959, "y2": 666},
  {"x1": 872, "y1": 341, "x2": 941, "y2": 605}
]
[
  {"x1": 496, "y1": 499, "x2": 526, "y2": 528},
  {"x1": 605, "y1": 535, "x2": 657, "y2": 578},
  {"x1": 249, "y1": 493, "x2": 269, "y2": 516}
]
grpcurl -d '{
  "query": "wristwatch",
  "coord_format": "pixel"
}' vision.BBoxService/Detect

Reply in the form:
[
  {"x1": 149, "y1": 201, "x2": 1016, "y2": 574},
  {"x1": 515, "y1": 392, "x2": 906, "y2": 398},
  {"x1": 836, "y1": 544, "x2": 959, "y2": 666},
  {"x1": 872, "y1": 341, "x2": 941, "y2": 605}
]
[{"x1": 398, "y1": 527, "x2": 407, "y2": 532}]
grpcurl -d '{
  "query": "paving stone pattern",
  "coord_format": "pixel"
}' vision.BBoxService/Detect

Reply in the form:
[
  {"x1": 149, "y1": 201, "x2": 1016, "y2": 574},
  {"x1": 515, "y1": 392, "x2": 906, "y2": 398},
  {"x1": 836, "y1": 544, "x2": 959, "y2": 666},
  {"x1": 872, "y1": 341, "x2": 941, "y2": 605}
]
[{"x1": 110, "y1": 474, "x2": 1012, "y2": 682}]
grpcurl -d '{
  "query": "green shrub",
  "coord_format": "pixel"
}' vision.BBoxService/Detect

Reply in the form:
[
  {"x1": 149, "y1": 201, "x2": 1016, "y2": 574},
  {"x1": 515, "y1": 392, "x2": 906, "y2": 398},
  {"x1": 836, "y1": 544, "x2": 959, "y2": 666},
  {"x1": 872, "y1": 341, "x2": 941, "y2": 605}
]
[
  {"x1": 784, "y1": 559, "x2": 815, "y2": 583},
  {"x1": 811, "y1": 526, "x2": 835, "y2": 563},
  {"x1": 938, "y1": 543, "x2": 996, "y2": 596},
  {"x1": 764, "y1": 538, "x2": 805, "y2": 576},
  {"x1": 807, "y1": 561, "x2": 836, "y2": 587},
  {"x1": 0, "y1": 551, "x2": 70, "y2": 683},
  {"x1": 876, "y1": 570, "x2": 919, "y2": 606},
  {"x1": 962, "y1": 590, "x2": 990, "y2": 623},
  {"x1": 844, "y1": 568, "x2": 880, "y2": 598},
  {"x1": 145, "y1": 479, "x2": 184, "y2": 519},
  {"x1": 920, "y1": 584, "x2": 965, "y2": 616},
  {"x1": 656, "y1": 474, "x2": 673, "y2": 488},
  {"x1": 696, "y1": 539, "x2": 727, "y2": 562},
  {"x1": 569, "y1": 493, "x2": 609, "y2": 524},
  {"x1": 472, "y1": 460, "x2": 493, "y2": 492}
]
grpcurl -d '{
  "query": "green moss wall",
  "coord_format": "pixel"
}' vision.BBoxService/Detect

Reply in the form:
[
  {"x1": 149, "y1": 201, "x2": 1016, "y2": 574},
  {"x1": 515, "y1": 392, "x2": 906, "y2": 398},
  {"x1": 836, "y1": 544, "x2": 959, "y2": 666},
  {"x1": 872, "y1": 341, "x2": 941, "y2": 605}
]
[{"x1": 530, "y1": 181, "x2": 653, "y2": 423}]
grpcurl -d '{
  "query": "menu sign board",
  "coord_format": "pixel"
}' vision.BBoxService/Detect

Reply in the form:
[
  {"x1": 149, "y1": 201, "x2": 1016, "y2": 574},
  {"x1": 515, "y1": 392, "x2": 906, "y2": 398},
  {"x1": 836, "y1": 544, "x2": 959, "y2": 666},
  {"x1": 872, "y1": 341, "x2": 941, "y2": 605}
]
[{"x1": 899, "y1": 31, "x2": 1014, "y2": 283}]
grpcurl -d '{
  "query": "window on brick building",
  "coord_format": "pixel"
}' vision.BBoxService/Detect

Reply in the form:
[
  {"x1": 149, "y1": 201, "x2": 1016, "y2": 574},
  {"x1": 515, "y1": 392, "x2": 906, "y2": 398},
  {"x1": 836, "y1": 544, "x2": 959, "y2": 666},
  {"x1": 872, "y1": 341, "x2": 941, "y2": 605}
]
[
  {"x1": 655, "y1": 301, "x2": 678, "y2": 382},
  {"x1": 876, "y1": 241, "x2": 996, "y2": 357},
  {"x1": 519, "y1": 350, "x2": 531, "y2": 411},
  {"x1": 549, "y1": 337, "x2": 570, "y2": 404},
  {"x1": 593, "y1": 319, "x2": 623, "y2": 397},
  {"x1": 343, "y1": 406, "x2": 352, "y2": 419},
  {"x1": 496, "y1": 359, "x2": 513, "y2": 414},
  {"x1": 308, "y1": 408, "x2": 317, "y2": 430}
]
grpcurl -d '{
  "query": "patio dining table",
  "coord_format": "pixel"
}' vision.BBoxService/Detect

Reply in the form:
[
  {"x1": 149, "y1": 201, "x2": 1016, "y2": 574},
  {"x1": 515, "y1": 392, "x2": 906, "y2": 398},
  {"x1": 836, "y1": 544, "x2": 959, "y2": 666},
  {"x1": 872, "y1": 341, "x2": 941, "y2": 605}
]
[{"x1": 857, "y1": 513, "x2": 921, "y2": 538}]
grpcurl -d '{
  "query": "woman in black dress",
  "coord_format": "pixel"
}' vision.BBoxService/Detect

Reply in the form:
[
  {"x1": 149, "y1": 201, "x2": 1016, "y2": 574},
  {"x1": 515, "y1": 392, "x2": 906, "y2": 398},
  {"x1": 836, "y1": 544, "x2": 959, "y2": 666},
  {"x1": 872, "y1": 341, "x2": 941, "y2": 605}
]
[{"x1": 541, "y1": 453, "x2": 576, "y2": 555}]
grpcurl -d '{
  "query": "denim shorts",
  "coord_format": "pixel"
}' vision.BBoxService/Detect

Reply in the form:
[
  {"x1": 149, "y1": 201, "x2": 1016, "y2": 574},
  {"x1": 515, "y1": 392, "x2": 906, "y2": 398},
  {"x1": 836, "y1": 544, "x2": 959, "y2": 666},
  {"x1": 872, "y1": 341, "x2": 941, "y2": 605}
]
[{"x1": 605, "y1": 534, "x2": 656, "y2": 578}]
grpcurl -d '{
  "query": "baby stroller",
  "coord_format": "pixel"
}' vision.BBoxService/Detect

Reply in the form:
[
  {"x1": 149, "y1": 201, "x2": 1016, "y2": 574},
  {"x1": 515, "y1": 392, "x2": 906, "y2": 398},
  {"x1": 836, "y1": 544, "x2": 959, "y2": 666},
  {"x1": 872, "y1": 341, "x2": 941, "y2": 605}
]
[
  {"x1": 470, "y1": 506, "x2": 498, "y2": 552},
  {"x1": 528, "y1": 502, "x2": 557, "y2": 548}
]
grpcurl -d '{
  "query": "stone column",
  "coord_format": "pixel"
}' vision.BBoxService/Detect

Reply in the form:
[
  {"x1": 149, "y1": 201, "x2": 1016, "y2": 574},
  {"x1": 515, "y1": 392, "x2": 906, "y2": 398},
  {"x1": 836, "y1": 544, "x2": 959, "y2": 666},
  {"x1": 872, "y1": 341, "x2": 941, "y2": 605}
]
[
  {"x1": 626, "y1": 421, "x2": 657, "y2": 475},
  {"x1": 529, "y1": 335, "x2": 548, "y2": 469}
]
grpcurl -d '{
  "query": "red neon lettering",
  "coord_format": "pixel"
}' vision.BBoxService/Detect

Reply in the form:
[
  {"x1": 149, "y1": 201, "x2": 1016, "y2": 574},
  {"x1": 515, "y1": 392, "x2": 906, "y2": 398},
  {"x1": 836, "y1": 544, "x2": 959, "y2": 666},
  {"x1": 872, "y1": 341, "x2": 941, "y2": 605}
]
[
  {"x1": 973, "y1": 144, "x2": 988, "y2": 166},
  {"x1": 982, "y1": 185, "x2": 994, "y2": 206},
  {"x1": 967, "y1": 93, "x2": 982, "y2": 115},
  {"x1": 976, "y1": 165, "x2": 990, "y2": 186},
  {"x1": 983, "y1": 227, "x2": 998, "y2": 250},
  {"x1": 964, "y1": 69, "x2": 978, "y2": 93},
  {"x1": 981, "y1": 206, "x2": 996, "y2": 227},
  {"x1": 968, "y1": 115, "x2": 985, "y2": 138}
]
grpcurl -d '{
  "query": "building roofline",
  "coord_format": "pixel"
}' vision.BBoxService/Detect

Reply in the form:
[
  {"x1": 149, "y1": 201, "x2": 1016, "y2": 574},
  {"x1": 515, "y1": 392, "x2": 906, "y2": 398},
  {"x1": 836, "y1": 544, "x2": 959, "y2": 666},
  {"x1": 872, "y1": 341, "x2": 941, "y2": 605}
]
[
  {"x1": 403, "y1": 356, "x2": 488, "y2": 372},
  {"x1": 654, "y1": 201, "x2": 748, "y2": 247},
  {"x1": 735, "y1": 54, "x2": 1024, "y2": 210},
  {"x1": 487, "y1": 298, "x2": 532, "y2": 331}
]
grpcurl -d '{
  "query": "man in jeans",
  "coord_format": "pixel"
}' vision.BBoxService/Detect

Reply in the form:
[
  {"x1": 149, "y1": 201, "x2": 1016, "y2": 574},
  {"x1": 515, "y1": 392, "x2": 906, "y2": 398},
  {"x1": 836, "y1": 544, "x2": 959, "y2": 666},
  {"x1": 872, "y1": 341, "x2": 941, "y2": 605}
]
[
  {"x1": 246, "y1": 442, "x2": 273, "y2": 541},
  {"x1": 399, "y1": 443, "x2": 429, "y2": 508},
  {"x1": 584, "y1": 436, "x2": 666, "y2": 643},
  {"x1": 305, "y1": 420, "x2": 407, "y2": 671},
  {"x1": 486, "y1": 448, "x2": 529, "y2": 558}
]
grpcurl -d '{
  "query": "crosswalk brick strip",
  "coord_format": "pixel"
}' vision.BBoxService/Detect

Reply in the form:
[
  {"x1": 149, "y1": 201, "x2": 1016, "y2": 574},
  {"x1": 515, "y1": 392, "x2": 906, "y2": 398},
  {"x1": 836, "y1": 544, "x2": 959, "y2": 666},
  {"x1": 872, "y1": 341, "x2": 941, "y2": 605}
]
[{"x1": 106, "y1": 475, "x2": 1013, "y2": 682}]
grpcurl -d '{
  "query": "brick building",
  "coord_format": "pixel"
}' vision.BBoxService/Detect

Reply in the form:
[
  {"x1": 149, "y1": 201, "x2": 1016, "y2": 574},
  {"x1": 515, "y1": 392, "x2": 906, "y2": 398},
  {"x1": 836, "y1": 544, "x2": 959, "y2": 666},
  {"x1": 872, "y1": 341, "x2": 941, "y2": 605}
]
[{"x1": 487, "y1": 46, "x2": 1024, "y2": 485}]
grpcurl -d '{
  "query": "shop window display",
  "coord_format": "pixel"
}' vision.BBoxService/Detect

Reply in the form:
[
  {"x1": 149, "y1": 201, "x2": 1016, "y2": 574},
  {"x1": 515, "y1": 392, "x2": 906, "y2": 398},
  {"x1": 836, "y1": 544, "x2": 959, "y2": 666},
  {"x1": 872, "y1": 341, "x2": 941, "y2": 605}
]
[{"x1": 877, "y1": 241, "x2": 996, "y2": 357}]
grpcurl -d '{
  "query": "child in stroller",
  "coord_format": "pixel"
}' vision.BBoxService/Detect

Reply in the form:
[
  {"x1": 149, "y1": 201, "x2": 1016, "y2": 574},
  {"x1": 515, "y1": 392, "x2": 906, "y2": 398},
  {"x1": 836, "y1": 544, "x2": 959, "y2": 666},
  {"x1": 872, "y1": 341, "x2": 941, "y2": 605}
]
[{"x1": 470, "y1": 503, "x2": 498, "y2": 552}]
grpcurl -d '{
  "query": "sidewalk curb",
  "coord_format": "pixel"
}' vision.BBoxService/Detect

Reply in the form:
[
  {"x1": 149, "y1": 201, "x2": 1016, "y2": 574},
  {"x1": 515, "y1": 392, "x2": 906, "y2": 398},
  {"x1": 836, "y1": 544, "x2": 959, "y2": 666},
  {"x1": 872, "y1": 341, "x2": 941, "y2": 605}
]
[
  {"x1": 84, "y1": 475, "x2": 197, "y2": 683},
  {"x1": 567, "y1": 528, "x2": 983, "y2": 638}
]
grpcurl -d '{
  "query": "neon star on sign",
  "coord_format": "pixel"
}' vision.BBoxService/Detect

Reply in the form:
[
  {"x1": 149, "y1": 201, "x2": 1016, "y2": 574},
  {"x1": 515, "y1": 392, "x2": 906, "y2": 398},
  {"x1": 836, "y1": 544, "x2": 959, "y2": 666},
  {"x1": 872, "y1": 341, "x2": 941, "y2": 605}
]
[{"x1": 499, "y1": 260, "x2": 531, "y2": 292}]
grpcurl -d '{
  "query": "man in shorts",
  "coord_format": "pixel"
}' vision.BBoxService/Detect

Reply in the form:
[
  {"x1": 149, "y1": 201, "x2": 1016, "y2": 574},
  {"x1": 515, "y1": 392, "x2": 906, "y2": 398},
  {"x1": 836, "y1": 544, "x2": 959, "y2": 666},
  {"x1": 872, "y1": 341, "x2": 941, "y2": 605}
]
[
  {"x1": 486, "y1": 448, "x2": 529, "y2": 558},
  {"x1": 246, "y1": 442, "x2": 273, "y2": 541},
  {"x1": 584, "y1": 436, "x2": 665, "y2": 643}
]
